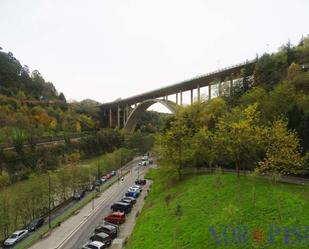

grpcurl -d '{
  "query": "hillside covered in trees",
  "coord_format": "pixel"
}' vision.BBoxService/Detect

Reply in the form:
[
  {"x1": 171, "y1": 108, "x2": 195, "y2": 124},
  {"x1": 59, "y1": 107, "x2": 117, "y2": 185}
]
[
  {"x1": 0, "y1": 48, "x2": 102, "y2": 143},
  {"x1": 157, "y1": 36, "x2": 309, "y2": 178}
]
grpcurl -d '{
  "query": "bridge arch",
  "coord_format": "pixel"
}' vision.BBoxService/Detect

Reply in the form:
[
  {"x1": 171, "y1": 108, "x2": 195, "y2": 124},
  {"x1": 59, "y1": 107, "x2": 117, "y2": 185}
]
[{"x1": 124, "y1": 99, "x2": 177, "y2": 133}]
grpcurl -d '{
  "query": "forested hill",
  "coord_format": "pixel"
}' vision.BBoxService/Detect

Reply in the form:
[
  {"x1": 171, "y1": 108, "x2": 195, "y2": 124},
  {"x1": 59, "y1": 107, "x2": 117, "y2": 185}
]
[
  {"x1": 0, "y1": 47, "x2": 65, "y2": 101},
  {"x1": 0, "y1": 47, "x2": 101, "y2": 142}
]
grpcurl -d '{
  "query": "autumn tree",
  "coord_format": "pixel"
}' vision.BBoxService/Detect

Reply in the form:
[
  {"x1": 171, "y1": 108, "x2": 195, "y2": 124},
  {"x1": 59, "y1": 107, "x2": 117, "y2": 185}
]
[
  {"x1": 257, "y1": 119, "x2": 305, "y2": 176},
  {"x1": 216, "y1": 104, "x2": 265, "y2": 176}
]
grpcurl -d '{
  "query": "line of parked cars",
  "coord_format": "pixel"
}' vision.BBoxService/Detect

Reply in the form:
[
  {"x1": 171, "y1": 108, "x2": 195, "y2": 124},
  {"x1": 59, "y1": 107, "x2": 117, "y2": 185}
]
[
  {"x1": 74, "y1": 171, "x2": 117, "y2": 200},
  {"x1": 81, "y1": 178, "x2": 147, "y2": 249},
  {"x1": 3, "y1": 217, "x2": 45, "y2": 247},
  {"x1": 138, "y1": 155, "x2": 153, "y2": 166},
  {"x1": 3, "y1": 171, "x2": 118, "y2": 248}
]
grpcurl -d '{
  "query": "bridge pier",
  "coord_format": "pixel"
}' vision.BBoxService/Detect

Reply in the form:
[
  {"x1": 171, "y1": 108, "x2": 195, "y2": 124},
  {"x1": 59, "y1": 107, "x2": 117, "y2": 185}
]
[
  {"x1": 180, "y1": 91, "x2": 183, "y2": 105},
  {"x1": 109, "y1": 108, "x2": 112, "y2": 128},
  {"x1": 218, "y1": 81, "x2": 222, "y2": 96},
  {"x1": 208, "y1": 84, "x2": 211, "y2": 100},
  {"x1": 197, "y1": 84, "x2": 200, "y2": 102},
  {"x1": 230, "y1": 74, "x2": 234, "y2": 95},
  {"x1": 117, "y1": 106, "x2": 120, "y2": 128}
]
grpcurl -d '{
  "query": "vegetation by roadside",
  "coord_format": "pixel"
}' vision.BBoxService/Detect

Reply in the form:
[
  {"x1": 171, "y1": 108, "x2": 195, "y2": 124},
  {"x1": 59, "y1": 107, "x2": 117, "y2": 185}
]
[
  {"x1": 14, "y1": 169, "x2": 130, "y2": 249},
  {"x1": 0, "y1": 148, "x2": 134, "y2": 242},
  {"x1": 126, "y1": 168, "x2": 309, "y2": 249}
]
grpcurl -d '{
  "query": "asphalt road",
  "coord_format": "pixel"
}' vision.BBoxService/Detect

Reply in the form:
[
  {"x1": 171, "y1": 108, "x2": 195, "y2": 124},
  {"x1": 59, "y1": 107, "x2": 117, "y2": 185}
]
[{"x1": 59, "y1": 163, "x2": 147, "y2": 249}]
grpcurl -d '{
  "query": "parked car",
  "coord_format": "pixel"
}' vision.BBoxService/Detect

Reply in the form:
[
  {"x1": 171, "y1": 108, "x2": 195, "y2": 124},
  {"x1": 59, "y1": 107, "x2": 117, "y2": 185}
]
[
  {"x1": 73, "y1": 189, "x2": 86, "y2": 200},
  {"x1": 103, "y1": 221, "x2": 119, "y2": 232},
  {"x1": 105, "y1": 173, "x2": 112, "y2": 179},
  {"x1": 132, "y1": 184, "x2": 143, "y2": 190},
  {"x1": 25, "y1": 217, "x2": 45, "y2": 232},
  {"x1": 128, "y1": 187, "x2": 140, "y2": 193},
  {"x1": 95, "y1": 224, "x2": 118, "y2": 239},
  {"x1": 95, "y1": 180, "x2": 102, "y2": 186},
  {"x1": 86, "y1": 183, "x2": 95, "y2": 191},
  {"x1": 135, "y1": 179, "x2": 146, "y2": 185},
  {"x1": 104, "y1": 212, "x2": 125, "y2": 225},
  {"x1": 125, "y1": 191, "x2": 139, "y2": 198},
  {"x1": 121, "y1": 198, "x2": 134, "y2": 206},
  {"x1": 90, "y1": 232, "x2": 112, "y2": 246},
  {"x1": 110, "y1": 171, "x2": 116, "y2": 176},
  {"x1": 100, "y1": 177, "x2": 107, "y2": 184},
  {"x1": 82, "y1": 241, "x2": 106, "y2": 249},
  {"x1": 4, "y1": 230, "x2": 29, "y2": 246},
  {"x1": 111, "y1": 202, "x2": 131, "y2": 214},
  {"x1": 122, "y1": 196, "x2": 136, "y2": 204}
]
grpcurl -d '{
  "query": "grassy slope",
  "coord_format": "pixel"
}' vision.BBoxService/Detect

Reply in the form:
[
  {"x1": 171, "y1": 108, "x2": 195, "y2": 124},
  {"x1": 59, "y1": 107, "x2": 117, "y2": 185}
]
[{"x1": 126, "y1": 169, "x2": 309, "y2": 249}]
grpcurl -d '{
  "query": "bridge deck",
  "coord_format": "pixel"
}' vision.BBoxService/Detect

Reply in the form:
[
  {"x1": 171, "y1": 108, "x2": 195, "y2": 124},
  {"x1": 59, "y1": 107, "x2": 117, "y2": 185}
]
[{"x1": 101, "y1": 60, "x2": 254, "y2": 108}]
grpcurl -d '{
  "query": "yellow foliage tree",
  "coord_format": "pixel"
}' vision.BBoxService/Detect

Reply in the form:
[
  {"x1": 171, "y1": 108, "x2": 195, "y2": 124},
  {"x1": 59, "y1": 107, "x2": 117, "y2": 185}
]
[
  {"x1": 257, "y1": 119, "x2": 305, "y2": 176},
  {"x1": 287, "y1": 62, "x2": 301, "y2": 80},
  {"x1": 75, "y1": 120, "x2": 81, "y2": 132},
  {"x1": 49, "y1": 118, "x2": 57, "y2": 130}
]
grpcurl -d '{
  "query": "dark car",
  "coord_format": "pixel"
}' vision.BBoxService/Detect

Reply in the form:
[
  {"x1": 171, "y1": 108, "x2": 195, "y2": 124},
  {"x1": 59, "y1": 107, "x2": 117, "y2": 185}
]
[
  {"x1": 25, "y1": 218, "x2": 45, "y2": 232},
  {"x1": 94, "y1": 180, "x2": 102, "y2": 186},
  {"x1": 95, "y1": 224, "x2": 118, "y2": 239},
  {"x1": 86, "y1": 183, "x2": 95, "y2": 191},
  {"x1": 73, "y1": 189, "x2": 86, "y2": 200},
  {"x1": 135, "y1": 179, "x2": 146, "y2": 185},
  {"x1": 111, "y1": 202, "x2": 131, "y2": 214},
  {"x1": 103, "y1": 221, "x2": 119, "y2": 232},
  {"x1": 90, "y1": 232, "x2": 112, "y2": 247},
  {"x1": 125, "y1": 191, "x2": 139, "y2": 198}
]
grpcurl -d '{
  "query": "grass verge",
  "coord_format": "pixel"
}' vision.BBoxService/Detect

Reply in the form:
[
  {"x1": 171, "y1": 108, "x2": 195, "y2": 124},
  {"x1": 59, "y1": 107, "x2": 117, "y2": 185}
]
[{"x1": 126, "y1": 168, "x2": 309, "y2": 249}]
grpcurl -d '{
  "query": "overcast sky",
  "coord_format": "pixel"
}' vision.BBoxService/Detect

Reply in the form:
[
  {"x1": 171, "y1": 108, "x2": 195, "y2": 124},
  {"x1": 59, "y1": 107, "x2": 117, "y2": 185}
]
[{"x1": 1, "y1": 0, "x2": 309, "y2": 107}]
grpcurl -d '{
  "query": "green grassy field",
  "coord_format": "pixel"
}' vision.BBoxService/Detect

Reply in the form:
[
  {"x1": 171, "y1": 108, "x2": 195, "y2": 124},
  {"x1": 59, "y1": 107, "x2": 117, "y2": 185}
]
[{"x1": 126, "y1": 168, "x2": 309, "y2": 249}]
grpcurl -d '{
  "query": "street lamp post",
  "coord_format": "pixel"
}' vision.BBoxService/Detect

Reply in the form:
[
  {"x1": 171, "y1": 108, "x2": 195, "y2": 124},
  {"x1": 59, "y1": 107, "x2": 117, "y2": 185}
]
[
  {"x1": 48, "y1": 173, "x2": 51, "y2": 229},
  {"x1": 92, "y1": 177, "x2": 95, "y2": 211},
  {"x1": 138, "y1": 165, "x2": 140, "y2": 180}
]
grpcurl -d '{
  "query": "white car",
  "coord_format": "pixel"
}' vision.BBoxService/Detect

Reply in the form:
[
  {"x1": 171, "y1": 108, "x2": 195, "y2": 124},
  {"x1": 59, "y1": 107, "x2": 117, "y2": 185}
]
[
  {"x1": 132, "y1": 184, "x2": 143, "y2": 190},
  {"x1": 82, "y1": 241, "x2": 106, "y2": 249},
  {"x1": 128, "y1": 187, "x2": 140, "y2": 193},
  {"x1": 4, "y1": 230, "x2": 29, "y2": 246}
]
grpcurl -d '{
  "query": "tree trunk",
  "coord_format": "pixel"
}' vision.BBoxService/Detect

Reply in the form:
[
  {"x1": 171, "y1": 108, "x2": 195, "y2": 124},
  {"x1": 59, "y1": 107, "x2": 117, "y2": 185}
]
[{"x1": 177, "y1": 166, "x2": 182, "y2": 180}]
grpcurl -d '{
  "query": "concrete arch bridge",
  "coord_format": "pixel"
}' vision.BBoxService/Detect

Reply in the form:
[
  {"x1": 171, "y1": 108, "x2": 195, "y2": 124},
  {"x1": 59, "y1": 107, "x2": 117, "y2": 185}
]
[{"x1": 100, "y1": 60, "x2": 255, "y2": 133}]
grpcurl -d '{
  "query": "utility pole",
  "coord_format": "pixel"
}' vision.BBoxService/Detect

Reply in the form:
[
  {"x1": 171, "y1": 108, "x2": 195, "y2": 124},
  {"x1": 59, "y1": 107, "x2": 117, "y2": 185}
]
[
  {"x1": 97, "y1": 160, "x2": 100, "y2": 180},
  {"x1": 48, "y1": 173, "x2": 51, "y2": 229},
  {"x1": 92, "y1": 190, "x2": 95, "y2": 211}
]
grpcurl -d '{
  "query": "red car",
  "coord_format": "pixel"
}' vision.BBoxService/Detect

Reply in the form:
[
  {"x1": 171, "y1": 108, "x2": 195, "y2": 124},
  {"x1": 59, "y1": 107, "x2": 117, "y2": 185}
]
[
  {"x1": 106, "y1": 173, "x2": 112, "y2": 179},
  {"x1": 104, "y1": 212, "x2": 125, "y2": 225}
]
